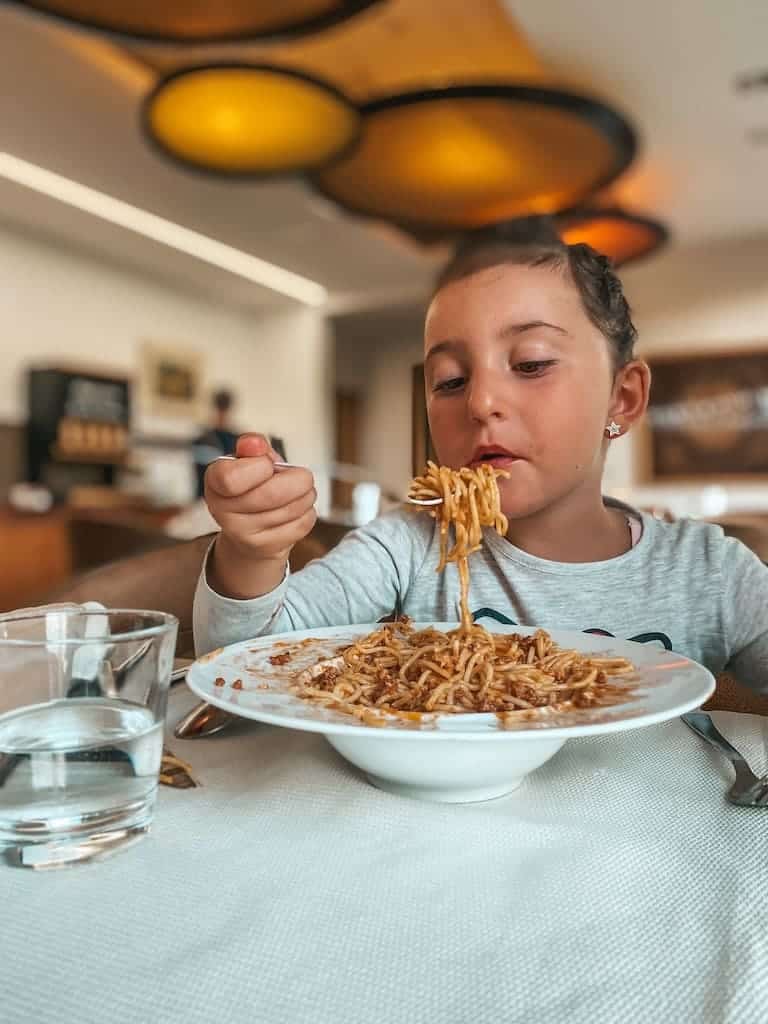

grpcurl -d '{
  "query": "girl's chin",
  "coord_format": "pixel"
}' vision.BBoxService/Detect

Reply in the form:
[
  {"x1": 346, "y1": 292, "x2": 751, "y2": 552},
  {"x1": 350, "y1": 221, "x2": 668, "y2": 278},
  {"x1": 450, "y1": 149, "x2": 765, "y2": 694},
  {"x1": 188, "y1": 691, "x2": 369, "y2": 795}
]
[
  {"x1": 500, "y1": 501, "x2": 541, "y2": 522},
  {"x1": 497, "y1": 482, "x2": 546, "y2": 522}
]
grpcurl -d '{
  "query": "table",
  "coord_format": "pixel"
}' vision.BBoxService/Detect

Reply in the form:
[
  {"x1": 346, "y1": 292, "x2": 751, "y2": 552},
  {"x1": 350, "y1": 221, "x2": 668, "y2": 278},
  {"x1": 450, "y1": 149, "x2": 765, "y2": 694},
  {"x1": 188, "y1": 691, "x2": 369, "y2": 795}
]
[{"x1": 3, "y1": 689, "x2": 767, "y2": 1024}]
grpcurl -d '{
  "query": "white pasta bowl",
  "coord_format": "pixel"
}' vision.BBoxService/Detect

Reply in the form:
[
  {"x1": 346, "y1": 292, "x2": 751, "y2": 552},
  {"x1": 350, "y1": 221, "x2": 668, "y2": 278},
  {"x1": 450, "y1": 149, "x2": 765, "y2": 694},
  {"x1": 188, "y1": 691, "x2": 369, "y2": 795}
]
[{"x1": 187, "y1": 623, "x2": 715, "y2": 804}]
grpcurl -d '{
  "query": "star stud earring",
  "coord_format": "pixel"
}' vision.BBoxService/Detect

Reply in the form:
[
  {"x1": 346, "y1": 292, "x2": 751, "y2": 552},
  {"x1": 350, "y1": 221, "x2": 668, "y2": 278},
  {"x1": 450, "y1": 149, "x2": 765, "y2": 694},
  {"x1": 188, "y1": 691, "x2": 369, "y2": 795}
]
[{"x1": 606, "y1": 420, "x2": 622, "y2": 438}]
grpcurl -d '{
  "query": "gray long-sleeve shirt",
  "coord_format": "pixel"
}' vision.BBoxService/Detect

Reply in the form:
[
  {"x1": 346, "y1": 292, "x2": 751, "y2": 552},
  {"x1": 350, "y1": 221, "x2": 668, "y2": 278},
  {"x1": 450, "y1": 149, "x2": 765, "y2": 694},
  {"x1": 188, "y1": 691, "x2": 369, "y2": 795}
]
[{"x1": 194, "y1": 501, "x2": 768, "y2": 692}]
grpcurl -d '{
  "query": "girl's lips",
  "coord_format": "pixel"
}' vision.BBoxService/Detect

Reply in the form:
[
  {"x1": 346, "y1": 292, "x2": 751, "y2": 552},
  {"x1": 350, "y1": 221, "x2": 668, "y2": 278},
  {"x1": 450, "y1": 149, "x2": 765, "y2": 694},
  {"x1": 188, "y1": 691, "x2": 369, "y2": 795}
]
[{"x1": 469, "y1": 454, "x2": 522, "y2": 469}]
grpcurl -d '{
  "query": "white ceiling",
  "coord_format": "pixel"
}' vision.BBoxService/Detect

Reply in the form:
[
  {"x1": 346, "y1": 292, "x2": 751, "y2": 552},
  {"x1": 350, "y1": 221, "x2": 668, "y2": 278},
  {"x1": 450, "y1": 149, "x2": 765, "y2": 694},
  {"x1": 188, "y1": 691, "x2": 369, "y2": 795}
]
[
  {"x1": 1, "y1": 0, "x2": 767, "y2": 313},
  {"x1": 507, "y1": 0, "x2": 768, "y2": 247}
]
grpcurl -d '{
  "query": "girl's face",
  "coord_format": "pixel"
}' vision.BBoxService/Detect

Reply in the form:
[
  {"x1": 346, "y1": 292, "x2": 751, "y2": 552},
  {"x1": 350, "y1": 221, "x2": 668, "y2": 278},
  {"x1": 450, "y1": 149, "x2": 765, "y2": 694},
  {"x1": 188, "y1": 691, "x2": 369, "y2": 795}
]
[{"x1": 424, "y1": 262, "x2": 646, "y2": 520}]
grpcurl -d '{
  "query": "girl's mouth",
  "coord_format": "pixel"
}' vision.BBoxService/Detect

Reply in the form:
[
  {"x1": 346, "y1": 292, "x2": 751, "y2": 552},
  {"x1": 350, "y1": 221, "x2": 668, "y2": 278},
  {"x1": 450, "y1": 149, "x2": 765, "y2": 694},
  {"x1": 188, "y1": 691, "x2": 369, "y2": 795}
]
[{"x1": 469, "y1": 446, "x2": 523, "y2": 468}]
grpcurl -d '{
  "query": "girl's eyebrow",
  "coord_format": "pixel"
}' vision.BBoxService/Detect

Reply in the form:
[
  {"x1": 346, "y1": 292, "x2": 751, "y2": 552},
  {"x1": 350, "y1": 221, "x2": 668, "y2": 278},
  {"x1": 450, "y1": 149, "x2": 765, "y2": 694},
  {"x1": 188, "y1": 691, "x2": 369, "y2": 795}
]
[
  {"x1": 426, "y1": 321, "x2": 569, "y2": 363},
  {"x1": 499, "y1": 320, "x2": 569, "y2": 337},
  {"x1": 424, "y1": 339, "x2": 464, "y2": 364}
]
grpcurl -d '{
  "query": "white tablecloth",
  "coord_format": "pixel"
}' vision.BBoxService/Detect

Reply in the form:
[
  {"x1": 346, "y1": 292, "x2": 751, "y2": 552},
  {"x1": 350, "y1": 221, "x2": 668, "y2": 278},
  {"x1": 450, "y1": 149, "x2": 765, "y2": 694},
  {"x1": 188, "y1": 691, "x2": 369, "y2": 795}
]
[{"x1": 3, "y1": 689, "x2": 767, "y2": 1024}]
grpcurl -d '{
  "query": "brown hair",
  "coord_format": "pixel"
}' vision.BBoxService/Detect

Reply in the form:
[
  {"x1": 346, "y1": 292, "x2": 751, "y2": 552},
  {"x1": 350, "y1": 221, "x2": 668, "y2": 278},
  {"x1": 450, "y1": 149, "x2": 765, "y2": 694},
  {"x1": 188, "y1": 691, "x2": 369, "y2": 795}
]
[{"x1": 434, "y1": 228, "x2": 638, "y2": 370}]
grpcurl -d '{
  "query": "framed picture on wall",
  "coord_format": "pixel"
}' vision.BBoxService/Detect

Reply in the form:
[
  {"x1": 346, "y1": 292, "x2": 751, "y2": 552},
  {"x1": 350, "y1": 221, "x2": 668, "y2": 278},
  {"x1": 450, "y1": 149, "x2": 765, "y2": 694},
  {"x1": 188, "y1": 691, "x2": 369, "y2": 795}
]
[
  {"x1": 412, "y1": 364, "x2": 437, "y2": 475},
  {"x1": 140, "y1": 342, "x2": 204, "y2": 420},
  {"x1": 642, "y1": 347, "x2": 768, "y2": 480}
]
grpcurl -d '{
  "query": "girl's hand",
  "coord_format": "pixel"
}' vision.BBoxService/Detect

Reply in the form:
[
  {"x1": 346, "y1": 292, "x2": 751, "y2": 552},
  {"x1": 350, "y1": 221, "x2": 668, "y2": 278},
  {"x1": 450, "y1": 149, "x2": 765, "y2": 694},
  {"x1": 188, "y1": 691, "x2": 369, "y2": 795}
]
[{"x1": 204, "y1": 434, "x2": 316, "y2": 598}]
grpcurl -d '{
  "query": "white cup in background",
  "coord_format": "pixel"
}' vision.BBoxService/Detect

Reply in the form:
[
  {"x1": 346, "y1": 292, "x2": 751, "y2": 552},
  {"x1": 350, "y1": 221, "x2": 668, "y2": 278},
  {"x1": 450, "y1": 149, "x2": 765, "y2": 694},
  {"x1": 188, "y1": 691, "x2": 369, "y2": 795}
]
[{"x1": 352, "y1": 482, "x2": 380, "y2": 526}]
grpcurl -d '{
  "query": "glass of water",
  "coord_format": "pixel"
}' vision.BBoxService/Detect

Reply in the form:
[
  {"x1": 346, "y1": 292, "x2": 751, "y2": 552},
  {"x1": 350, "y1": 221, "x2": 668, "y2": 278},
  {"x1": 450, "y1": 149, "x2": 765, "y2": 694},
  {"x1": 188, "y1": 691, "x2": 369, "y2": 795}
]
[{"x1": 0, "y1": 607, "x2": 178, "y2": 868}]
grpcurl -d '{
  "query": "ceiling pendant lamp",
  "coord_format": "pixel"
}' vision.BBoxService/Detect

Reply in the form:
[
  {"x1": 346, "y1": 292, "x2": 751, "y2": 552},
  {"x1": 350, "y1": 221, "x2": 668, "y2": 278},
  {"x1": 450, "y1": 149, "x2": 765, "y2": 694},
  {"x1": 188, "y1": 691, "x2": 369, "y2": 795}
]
[
  {"x1": 310, "y1": 83, "x2": 636, "y2": 232},
  {"x1": 14, "y1": 0, "x2": 385, "y2": 43},
  {"x1": 144, "y1": 65, "x2": 360, "y2": 176},
  {"x1": 303, "y1": 5, "x2": 638, "y2": 233},
  {"x1": 557, "y1": 207, "x2": 668, "y2": 266}
]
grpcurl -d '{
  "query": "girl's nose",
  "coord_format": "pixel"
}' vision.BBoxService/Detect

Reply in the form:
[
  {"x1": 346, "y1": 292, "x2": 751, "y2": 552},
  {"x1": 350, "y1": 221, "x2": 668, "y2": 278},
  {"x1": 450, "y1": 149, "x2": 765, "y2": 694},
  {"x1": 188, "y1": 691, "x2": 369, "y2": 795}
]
[{"x1": 466, "y1": 369, "x2": 509, "y2": 424}]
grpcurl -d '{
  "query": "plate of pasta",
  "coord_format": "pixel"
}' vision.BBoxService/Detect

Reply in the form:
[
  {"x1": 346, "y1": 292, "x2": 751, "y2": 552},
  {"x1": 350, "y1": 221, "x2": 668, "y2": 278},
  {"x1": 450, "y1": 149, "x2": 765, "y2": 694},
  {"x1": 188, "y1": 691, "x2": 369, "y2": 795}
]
[
  {"x1": 187, "y1": 620, "x2": 714, "y2": 802},
  {"x1": 187, "y1": 462, "x2": 714, "y2": 802}
]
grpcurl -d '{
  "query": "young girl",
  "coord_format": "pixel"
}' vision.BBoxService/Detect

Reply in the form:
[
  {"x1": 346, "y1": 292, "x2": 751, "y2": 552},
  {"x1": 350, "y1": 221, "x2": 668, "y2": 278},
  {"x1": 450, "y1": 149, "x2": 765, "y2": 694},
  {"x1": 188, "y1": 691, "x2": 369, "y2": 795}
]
[{"x1": 194, "y1": 240, "x2": 768, "y2": 692}]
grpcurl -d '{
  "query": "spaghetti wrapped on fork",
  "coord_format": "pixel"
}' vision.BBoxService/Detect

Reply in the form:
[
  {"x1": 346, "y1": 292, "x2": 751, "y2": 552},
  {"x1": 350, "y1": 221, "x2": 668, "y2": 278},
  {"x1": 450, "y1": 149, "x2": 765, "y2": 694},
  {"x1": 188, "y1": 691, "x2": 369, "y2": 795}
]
[{"x1": 409, "y1": 461, "x2": 509, "y2": 630}]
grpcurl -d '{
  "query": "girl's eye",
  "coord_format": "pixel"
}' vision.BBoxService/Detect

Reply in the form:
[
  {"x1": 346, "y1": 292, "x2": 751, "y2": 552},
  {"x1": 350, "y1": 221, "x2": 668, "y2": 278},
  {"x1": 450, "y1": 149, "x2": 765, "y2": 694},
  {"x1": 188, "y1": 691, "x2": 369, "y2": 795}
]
[
  {"x1": 433, "y1": 376, "x2": 465, "y2": 393},
  {"x1": 514, "y1": 360, "x2": 557, "y2": 376}
]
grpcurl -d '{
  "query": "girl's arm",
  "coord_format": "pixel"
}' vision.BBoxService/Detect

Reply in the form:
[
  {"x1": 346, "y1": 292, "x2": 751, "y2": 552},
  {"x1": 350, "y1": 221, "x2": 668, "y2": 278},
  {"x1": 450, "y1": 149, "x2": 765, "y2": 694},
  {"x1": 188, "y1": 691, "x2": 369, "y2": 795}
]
[
  {"x1": 193, "y1": 510, "x2": 431, "y2": 653},
  {"x1": 722, "y1": 538, "x2": 768, "y2": 692}
]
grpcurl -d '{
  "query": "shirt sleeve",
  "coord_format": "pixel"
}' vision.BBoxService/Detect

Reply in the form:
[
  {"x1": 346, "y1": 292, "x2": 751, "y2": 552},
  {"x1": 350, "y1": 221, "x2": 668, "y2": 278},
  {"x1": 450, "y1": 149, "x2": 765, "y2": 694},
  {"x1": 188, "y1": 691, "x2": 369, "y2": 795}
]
[
  {"x1": 721, "y1": 537, "x2": 768, "y2": 693},
  {"x1": 192, "y1": 509, "x2": 431, "y2": 654}
]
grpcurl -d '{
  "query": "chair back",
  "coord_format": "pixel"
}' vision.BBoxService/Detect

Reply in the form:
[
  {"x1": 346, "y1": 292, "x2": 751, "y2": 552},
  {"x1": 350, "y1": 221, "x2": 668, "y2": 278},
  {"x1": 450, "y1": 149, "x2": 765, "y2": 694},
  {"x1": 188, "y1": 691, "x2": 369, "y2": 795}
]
[{"x1": 44, "y1": 533, "x2": 329, "y2": 658}]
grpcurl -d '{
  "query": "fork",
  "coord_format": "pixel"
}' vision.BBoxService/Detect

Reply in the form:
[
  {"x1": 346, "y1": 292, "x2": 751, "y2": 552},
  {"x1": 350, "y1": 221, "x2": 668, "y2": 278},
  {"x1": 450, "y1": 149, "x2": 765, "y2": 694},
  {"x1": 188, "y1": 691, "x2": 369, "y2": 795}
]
[
  {"x1": 215, "y1": 455, "x2": 301, "y2": 470},
  {"x1": 682, "y1": 711, "x2": 768, "y2": 807},
  {"x1": 219, "y1": 455, "x2": 440, "y2": 503}
]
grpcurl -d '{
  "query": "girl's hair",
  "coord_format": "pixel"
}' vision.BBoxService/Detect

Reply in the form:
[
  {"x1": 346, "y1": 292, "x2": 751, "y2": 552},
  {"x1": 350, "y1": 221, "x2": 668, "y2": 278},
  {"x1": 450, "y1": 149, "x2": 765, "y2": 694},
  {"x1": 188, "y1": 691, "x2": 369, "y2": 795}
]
[{"x1": 434, "y1": 219, "x2": 638, "y2": 370}]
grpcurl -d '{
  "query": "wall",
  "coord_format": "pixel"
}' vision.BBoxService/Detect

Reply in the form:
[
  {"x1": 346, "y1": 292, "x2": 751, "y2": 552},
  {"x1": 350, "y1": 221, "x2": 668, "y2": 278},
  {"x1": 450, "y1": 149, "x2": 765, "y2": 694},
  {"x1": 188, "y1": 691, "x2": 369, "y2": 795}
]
[
  {"x1": 334, "y1": 308, "x2": 423, "y2": 499},
  {"x1": 361, "y1": 337, "x2": 423, "y2": 499},
  {"x1": 0, "y1": 224, "x2": 333, "y2": 502}
]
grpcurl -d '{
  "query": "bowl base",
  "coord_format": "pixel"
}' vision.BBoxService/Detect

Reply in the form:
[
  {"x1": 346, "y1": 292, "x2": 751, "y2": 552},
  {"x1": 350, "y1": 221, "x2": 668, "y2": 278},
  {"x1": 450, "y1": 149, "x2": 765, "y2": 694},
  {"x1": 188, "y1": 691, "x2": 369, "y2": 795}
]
[{"x1": 364, "y1": 773, "x2": 524, "y2": 804}]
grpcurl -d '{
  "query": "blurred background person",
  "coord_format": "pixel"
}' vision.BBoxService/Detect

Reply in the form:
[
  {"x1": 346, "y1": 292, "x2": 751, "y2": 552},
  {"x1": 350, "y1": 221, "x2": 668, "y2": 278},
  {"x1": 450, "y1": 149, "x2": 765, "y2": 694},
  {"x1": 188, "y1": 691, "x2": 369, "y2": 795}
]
[{"x1": 192, "y1": 389, "x2": 239, "y2": 499}]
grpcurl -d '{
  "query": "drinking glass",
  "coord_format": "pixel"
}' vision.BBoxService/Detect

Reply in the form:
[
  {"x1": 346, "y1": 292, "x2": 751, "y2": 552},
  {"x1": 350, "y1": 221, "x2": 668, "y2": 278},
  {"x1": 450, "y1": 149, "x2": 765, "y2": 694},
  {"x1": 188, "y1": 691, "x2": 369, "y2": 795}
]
[{"x1": 0, "y1": 607, "x2": 178, "y2": 868}]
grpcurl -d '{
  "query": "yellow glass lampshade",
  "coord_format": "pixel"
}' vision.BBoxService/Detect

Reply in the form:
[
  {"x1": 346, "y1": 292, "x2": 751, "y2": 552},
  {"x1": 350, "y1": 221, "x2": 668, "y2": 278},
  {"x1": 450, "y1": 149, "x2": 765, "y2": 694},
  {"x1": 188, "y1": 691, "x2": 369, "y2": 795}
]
[
  {"x1": 14, "y1": 0, "x2": 385, "y2": 43},
  {"x1": 559, "y1": 208, "x2": 668, "y2": 266},
  {"x1": 145, "y1": 65, "x2": 360, "y2": 175},
  {"x1": 311, "y1": 86, "x2": 636, "y2": 231}
]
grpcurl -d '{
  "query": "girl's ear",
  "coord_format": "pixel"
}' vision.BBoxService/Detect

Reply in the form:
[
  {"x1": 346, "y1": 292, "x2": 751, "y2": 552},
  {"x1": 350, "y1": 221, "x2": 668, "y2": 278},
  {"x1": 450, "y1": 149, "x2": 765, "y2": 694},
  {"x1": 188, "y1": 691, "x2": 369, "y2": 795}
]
[{"x1": 609, "y1": 360, "x2": 651, "y2": 432}]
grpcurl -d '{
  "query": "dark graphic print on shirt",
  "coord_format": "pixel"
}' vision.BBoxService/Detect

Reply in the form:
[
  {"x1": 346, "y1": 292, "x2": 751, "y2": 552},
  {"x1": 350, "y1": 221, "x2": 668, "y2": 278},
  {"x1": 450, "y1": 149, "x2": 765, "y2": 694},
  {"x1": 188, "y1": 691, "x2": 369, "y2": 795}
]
[{"x1": 472, "y1": 608, "x2": 673, "y2": 651}]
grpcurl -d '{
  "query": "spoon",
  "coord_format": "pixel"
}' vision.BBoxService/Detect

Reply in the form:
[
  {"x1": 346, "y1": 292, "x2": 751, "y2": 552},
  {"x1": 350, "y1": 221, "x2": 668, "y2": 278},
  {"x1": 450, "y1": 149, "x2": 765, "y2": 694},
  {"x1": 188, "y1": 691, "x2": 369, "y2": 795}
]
[{"x1": 173, "y1": 701, "x2": 235, "y2": 739}]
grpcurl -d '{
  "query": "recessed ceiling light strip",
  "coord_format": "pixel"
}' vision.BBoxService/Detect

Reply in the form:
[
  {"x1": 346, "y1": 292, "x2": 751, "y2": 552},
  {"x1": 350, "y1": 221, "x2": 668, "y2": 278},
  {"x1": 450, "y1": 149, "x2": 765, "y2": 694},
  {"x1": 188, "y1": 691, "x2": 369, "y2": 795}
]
[{"x1": 0, "y1": 152, "x2": 327, "y2": 306}]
